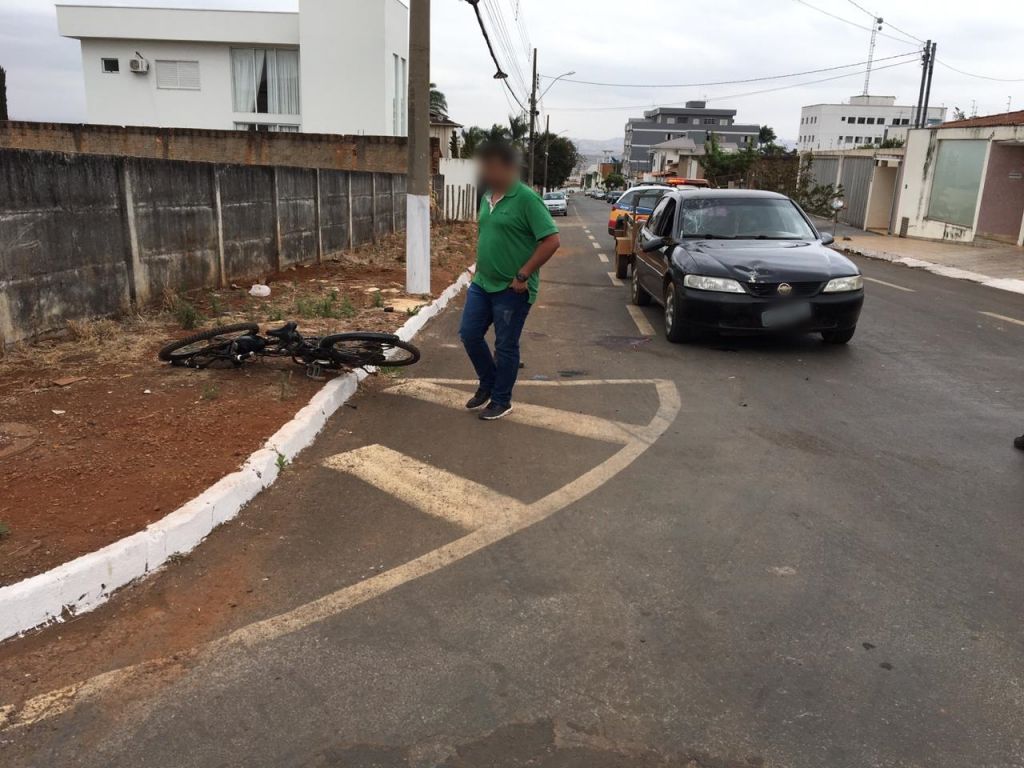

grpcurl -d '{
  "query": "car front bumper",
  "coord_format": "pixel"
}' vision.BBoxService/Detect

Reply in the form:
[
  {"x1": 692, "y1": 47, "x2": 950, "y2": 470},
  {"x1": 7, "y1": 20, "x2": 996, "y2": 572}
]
[{"x1": 677, "y1": 286, "x2": 864, "y2": 334}]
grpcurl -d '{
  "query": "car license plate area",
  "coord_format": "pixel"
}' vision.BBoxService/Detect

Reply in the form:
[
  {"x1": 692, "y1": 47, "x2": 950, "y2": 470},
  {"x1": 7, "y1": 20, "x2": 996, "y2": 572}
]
[{"x1": 761, "y1": 302, "x2": 812, "y2": 328}]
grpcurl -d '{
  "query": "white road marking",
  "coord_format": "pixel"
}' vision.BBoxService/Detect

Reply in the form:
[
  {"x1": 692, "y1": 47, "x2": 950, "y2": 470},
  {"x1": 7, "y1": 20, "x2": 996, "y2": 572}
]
[
  {"x1": 979, "y1": 311, "x2": 1024, "y2": 327},
  {"x1": 608, "y1": 272, "x2": 624, "y2": 286},
  {"x1": 325, "y1": 445, "x2": 524, "y2": 530},
  {"x1": 1, "y1": 380, "x2": 681, "y2": 732},
  {"x1": 583, "y1": 229, "x2": 591, "y2": 234},
  {"x1": 384, "y1": 379, "x2": 644, "y2": 444},
  {"x1": 863, "y1": 276, "x2": 915, "y2": 292},
  {"x1": 587, "y1": 234, "x2": 596, "y2": 241},
  {"x1": 591, "y1": 242, "x2": 601, "y2": 250},
  {"x1": 598, "y1": 253, "x2": 609, "y2": 263},
  {"x1": 626, "y1": 305, "x2": 656, "y2": 336}
]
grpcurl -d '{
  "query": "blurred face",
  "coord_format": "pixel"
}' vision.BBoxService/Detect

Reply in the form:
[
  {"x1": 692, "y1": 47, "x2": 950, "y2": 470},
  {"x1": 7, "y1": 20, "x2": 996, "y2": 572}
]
[{"x1": 478, "y1": 154, "x2": 519, "y2": 192}]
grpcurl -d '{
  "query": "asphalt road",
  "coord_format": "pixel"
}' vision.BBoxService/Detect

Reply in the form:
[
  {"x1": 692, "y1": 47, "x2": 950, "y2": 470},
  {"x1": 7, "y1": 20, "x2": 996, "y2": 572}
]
[{"x1": 2, "y1": 195, "x2": 1023, "y2": 768}]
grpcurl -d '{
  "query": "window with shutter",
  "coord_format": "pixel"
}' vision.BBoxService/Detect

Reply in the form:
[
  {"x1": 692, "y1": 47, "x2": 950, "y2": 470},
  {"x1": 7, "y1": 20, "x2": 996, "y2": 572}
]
[{"x1": 156, "y1": 60, "x2": 200, "y2": 90}]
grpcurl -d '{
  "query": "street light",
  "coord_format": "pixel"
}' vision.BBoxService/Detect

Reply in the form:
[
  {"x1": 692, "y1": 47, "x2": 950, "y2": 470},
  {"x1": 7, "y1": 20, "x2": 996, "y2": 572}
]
[{"x1": 540, "y1": 70, "x2": 575, "y2": 100}]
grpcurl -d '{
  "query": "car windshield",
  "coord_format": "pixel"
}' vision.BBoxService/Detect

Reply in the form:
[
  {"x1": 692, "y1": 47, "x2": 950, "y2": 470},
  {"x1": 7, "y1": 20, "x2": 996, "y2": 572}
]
[
  {"x1": 678, "y1": 197, "x2": 816, "y2": 240},
  {"x1": 544, "y1": 193, "x2": 565, "y2": 200}
]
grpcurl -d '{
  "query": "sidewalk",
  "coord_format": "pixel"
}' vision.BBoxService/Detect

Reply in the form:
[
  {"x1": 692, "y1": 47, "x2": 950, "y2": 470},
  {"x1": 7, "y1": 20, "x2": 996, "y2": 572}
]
[{"x1": 812, "y1": 216, "x2": 1024, "y2": 295}]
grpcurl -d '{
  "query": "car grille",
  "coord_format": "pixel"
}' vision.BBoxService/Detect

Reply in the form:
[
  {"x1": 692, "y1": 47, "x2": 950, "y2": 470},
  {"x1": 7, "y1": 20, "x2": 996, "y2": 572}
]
[{"x1": 744, "y1": 281, "x2": 824, "y2": 298}]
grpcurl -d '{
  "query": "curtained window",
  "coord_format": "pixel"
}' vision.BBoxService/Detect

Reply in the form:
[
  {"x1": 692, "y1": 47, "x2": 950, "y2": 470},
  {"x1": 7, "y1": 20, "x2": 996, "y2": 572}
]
[{"x1": 231, "y1": 48, "x2": 300, "y2": 115}]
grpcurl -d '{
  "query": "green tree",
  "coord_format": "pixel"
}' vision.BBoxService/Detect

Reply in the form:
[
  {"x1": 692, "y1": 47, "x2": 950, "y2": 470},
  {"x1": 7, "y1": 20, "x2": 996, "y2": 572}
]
[
  {"x1": 758, "y1": 125, "x2": 777, "y2": 147},
  {"x1": 429, "y1": 83, "x2": 447, "y2": 116},
  {"x1": 0, "y1": 66, "x2": 7, "y2": 121},
  {"x1": 793, "y1": 154, "x2": 844, "y2": 217},
  {"x1": 700, "y1": 134, "x2": 758, "y2": 187},
  {"x1": 508, "y1": 114, "x2": 529, "y2": 150},
  {"x1": 449, "y1": 131, "x2": 460, "y2": 158},
  {"x1": 458, "y1": 126, "x2": 486, "y2": 158},
  {"x1": 603, "y1": 171, "x2": 627, "y2": 189},
  {"x1": 531, "y1": 133, "x2": 580, "y2": 190}
]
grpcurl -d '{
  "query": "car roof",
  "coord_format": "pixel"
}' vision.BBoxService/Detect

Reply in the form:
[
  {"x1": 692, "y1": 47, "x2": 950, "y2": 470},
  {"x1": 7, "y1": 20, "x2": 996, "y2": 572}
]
[{"x1": 667, "y1": 189, "x2": 790, "y2": 200}]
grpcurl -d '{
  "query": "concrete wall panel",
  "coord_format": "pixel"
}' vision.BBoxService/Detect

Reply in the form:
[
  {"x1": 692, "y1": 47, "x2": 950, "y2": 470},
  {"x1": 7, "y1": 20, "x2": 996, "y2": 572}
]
[{"x1": 219, "y1": 165, "x2": 276, "y2": 280}]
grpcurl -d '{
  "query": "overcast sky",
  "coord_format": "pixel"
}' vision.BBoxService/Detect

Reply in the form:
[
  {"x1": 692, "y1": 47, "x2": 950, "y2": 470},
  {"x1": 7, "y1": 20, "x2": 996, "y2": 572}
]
[{"x1": 2, "y1": 0, "x2": 1022, "y2": 146}]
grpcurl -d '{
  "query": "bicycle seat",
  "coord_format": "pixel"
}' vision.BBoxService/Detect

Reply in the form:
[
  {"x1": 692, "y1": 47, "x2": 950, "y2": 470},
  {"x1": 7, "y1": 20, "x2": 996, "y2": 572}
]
[{"x1": 267, "y1": 321, "x2": 298, "y2": 339}]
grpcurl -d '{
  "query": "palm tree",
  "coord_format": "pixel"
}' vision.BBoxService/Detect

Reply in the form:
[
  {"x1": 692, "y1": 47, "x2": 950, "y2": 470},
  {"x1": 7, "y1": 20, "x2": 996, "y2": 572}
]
[
  {"x1": 429, "y1": 83, "x2": 448, "y2": 117},
  {"x1": 460, "y1": 126, "x2": 487, "y2": 158},
  {"x1": 508, "y1": 114, "x2": 529, "y2": 150},
  {"x1": 484, "y1": 123, "x2": 512, "y2": 143}
]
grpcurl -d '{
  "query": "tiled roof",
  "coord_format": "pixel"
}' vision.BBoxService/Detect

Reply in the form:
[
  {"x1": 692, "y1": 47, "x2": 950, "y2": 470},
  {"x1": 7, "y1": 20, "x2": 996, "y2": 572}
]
[{"x1": 941, "y1": 110, "x2": 1024, "y2": 128}]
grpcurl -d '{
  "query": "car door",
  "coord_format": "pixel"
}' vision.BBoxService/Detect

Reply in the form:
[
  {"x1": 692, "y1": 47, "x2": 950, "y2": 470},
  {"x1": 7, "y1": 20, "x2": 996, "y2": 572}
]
[{"x1": 638, "y1": 197, "x2": 677, "y2": 297}]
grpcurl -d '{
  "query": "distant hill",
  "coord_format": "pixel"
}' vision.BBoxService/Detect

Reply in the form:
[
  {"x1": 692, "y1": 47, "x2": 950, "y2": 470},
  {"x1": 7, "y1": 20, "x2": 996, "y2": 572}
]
[{"x1": 572, "y1": 137, "x2": 625, "y2": 159}]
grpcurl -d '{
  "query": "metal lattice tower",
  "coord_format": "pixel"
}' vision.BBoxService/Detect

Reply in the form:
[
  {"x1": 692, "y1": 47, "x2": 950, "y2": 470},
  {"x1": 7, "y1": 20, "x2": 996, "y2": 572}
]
[{"x1": 863, "y1": 17, "x2": 884, "y2": 95}]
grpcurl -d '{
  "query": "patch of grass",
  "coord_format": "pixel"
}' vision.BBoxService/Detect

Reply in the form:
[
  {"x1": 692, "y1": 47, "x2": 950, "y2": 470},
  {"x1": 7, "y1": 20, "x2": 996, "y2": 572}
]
[
  {"x1": 0, "y1": 521, "x2": 10, "y2": 540},
  {"x1": 295, "y1": 291, "x2": 357, "y2": 320},
  {"x1": 268, "y1": 306, "x2": 284, "y2": 322},
  {"x1": 377, "y1": 366, "x2": 405, "y2": 379},
  {"x1": 200, "y1": 382, "x2": 220, "y2": 401},
  {"x1": 338, "y1": 295, "x2": 357, "y2": 319},
  {"x1": 372, "y1": 290, "x2": 384, "y2": 308},
  {"x1": 405, "y1": 305, "x2": 421, "y2": 317}
]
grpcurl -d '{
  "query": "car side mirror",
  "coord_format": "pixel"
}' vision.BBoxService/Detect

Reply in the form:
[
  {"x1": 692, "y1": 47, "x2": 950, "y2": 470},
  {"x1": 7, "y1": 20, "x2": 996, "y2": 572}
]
[
  {"x1": 642, "y1": 235, "x2": 670, "y2": 253},
  {"x1": 820, "y1": 232, "x2": 835, "y2": 246}
]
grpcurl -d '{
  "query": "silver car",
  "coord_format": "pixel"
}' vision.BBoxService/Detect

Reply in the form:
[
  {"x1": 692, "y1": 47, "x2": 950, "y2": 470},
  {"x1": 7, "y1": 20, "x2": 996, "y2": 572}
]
[{"x1": 542, "y1": 191, "x2": 568, "y2": 217}]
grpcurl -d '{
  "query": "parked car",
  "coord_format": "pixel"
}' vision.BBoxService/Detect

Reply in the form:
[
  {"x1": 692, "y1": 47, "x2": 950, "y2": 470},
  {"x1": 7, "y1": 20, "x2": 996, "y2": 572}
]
[
  {"x1": 542, "y1": 191, "x2": 568, "y2": 217},
  {"x1": 606, "y1": 184, "x2": 672, "y2": 236},
  {"x1": 606, "y1": 190, "x2": 623, "y2": 204},
  {"x1": 632, "y1": 189, "x2": 863, "y2": 344}
]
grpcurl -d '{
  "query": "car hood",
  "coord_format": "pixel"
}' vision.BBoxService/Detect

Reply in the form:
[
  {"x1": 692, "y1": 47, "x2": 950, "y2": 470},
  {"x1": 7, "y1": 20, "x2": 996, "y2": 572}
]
[{"x1": 679, "y1": 240, "x2": 858, "y2": 282}]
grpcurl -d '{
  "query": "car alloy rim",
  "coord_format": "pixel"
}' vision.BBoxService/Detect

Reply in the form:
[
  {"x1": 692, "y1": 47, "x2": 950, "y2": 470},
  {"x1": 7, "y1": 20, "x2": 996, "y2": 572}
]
[
  {"x1": 632, "y1": 270, "x2": 639, "y2": 300},
  {"x1": 665, "y1": 285, "x2": 674, "y2": 331}
]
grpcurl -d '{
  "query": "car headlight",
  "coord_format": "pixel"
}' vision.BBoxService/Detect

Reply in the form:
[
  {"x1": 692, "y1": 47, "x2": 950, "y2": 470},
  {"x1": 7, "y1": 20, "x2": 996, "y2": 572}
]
[
  {"x1": 822, "y1": 275, "x2": 864, "y2": 293},
  {"x1": 683, "y1": 274, "x2": 745, "y2": 293}
]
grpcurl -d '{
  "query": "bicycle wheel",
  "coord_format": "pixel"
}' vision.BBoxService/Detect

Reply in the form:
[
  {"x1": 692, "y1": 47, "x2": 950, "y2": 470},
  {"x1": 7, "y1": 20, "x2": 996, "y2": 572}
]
[
  {"x1": 319, "y1": 332, "x2": 421, "y2": 368},
  {"x1": 158, "y1": 323, "x2": 260, "y2": 367}
]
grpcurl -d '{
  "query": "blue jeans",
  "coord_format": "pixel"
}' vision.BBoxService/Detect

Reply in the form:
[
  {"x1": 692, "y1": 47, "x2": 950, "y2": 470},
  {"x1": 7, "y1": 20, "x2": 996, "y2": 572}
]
[{"x1": 459, "y1": 283, "x2": 532, "y2": 407}]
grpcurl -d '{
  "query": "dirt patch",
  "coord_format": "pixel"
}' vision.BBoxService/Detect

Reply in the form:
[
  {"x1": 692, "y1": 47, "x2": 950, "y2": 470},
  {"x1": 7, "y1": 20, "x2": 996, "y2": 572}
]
[{"x1": 0, "y1": 223, "x2": 476, "y2": 586}]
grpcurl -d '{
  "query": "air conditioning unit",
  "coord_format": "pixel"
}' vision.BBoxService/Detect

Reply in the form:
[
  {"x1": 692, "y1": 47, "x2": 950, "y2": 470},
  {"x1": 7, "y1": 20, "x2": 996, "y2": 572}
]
[{"x1": 129, "y1": 57, "x2": 150, "y2": 74}]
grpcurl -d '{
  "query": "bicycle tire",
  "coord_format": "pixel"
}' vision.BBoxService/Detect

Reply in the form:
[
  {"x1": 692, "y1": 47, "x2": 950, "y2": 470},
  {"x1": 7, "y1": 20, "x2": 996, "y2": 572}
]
[
  {"x1": 158, "y1": 323, "x2": 260, "y2": 364},
  {"x1": 319, "y1": 332, "x2": 421, "y2": 368}
]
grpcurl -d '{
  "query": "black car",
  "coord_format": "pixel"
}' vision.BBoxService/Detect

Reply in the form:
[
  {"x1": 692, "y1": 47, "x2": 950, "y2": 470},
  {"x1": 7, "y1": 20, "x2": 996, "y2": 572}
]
[{"x1": 632, "y1": 189, "x2": 863, "y2": 344}]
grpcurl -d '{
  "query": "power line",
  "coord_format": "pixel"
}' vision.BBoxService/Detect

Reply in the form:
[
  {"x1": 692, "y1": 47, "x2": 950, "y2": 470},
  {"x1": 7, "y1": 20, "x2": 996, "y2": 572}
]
[
  {"x1": 935, "y1": 59, "x2": 1024, "y2": 83},
  {"x1": 538, "y1": 51, "x2": 917, "y2": 89},
  {"x1": 546, "y1": 58, "x2": 918, "y2": 113},
  {"x1": 843, "y1": 0, "x2": 927, "y2": 44},
  {"x1": 791, "y1": 0, "x2": 921, "y2": 46},
  {"x1": 463, "y1": 0, "x2": 531, "y2": 111}
]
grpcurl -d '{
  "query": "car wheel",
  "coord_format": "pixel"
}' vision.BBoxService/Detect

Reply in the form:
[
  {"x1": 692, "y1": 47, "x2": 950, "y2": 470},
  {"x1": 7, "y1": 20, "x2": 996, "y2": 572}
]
[
  {"x1": 821, "y1": 327, "x2": 856, "y2": 344},
  {"x1": 664, "y1": 282, "x2": 700, "y2": 343},
  {"x1": 615, "y1": 254, "x2": 630, "y2": 280},
  {"x1": 631, "y1": 266, "x2": 651, "y2": 306}
]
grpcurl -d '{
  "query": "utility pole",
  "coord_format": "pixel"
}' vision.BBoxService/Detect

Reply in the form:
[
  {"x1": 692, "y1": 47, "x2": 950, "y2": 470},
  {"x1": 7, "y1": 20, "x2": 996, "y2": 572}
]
[
  {"x1": 527, "y1": 48, "x2": 538, "y2": 189},
  {"x1": 406, "y1": 0, "x2": 431, "y2": 295},
  {"x1": 921, "y1": 41, "x2": 937, "y2": 128},
  {"x1": 914, "y1": 40, "x2": 932, "y2": 128},
  {"x1": 542, "y1": 114, "x2": 550, "y2": 193}
]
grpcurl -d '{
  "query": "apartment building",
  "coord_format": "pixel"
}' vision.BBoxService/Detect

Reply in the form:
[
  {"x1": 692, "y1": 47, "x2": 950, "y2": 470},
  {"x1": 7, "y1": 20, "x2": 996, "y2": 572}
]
[{"x1": 798, "y1": 94, "x2": 946, "y2": 151}]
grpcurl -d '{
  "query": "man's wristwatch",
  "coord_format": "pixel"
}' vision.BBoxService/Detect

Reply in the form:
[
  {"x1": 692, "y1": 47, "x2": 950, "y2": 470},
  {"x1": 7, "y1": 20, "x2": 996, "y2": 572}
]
[{"x1": 515, "y1": 272, "x2": 529, "y2": 283}]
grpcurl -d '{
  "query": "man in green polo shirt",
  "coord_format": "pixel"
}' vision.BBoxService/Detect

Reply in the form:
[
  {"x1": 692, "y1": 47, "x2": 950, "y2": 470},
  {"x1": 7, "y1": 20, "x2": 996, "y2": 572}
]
[{"x1": 459, "y1": 141, "x2": 561, "y2": 421}]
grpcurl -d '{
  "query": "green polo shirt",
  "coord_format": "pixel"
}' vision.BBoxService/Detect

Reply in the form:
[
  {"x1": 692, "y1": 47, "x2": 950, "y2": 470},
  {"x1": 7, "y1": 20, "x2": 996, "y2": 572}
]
[{"x1": 474, "y1": 181, "x2": 559, "y2": 304}]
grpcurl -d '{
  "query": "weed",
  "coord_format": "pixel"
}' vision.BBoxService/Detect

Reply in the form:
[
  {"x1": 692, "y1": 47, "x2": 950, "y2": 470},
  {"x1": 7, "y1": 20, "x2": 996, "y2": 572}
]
[
  {"x1": 208, "y1": 292, "x2": 224, "y2": 317},
  {"x1": 377, "y1": 366, "x2": 405, "y2": 379},
  {"x1": 372, "y1": 290, "x2": 384, "y2": 308},
  {"x1": 171, "y1": 298, "x2": 204, "y2": 330},
  {"x1": 275, "y1": 451, "x2": 290, "y2": 472},
  {"x1": 0, "y1": 521, "x2": 10, "y2": 539},
  {"x1": 405, "y1": 305, "x2": 421, "y2": 317},
  {"x1": 268, "y1": 306, "x2": 284, "y2": 322},
  {"x1": 338, "y1": 295, "x2": 357, "y2": 318},
  {"x1": 200, "y1": 382, "x2": 220, "y2": 401}
]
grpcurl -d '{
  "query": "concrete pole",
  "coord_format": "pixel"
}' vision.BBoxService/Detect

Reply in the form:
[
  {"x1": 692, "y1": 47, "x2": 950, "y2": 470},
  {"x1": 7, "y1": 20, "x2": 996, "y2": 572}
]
[
  {"x1": 406, "y1": 0, "x2": 431, "y2": 295},
  {"x1": 542, "y1": 114, "x2": 550, "y2": 193}
]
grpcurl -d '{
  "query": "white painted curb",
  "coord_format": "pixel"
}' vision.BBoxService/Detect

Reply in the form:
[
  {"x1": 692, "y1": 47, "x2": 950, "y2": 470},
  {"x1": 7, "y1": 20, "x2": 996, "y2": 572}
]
[
  {"x1": 845, "y1": 245, "x2": 1024, "y2": 296},
  {"x1": 0, "y1": 268, "x2": 475, "y2": 643}
]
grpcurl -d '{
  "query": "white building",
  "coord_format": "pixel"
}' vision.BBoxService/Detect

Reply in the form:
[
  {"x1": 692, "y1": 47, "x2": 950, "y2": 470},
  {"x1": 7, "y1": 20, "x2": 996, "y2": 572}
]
[
  {"x1": 56, "y1": 0, "x2": 410, "y2": 136},
  {"x1": 797, "y1": 95, "x2": 946, "y2": 152}
]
